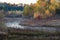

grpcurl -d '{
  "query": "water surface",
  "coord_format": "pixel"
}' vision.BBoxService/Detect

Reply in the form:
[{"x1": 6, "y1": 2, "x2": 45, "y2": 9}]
[{"x1": 5, "y1": 18, "x2": 59, "y2": 32}]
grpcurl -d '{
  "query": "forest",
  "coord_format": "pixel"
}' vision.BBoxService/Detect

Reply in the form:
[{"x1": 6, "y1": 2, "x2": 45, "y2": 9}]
[{"x1": 23, "y1": 0, "x2": 60, "y2": 19}]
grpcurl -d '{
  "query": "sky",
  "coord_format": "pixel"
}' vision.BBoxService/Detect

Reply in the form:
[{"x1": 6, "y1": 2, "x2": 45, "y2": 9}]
[{"x1": 0, "y1": 0, "x2": 37, "y2": 4}]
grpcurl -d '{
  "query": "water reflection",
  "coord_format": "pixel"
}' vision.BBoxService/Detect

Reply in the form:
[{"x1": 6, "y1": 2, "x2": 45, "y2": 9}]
[
  {"x1": 5, "y1": 18, "x2": 57, "y2": 32},
  {"x1": 5, "y1": 21, "x2": 24, "y2": 29}
]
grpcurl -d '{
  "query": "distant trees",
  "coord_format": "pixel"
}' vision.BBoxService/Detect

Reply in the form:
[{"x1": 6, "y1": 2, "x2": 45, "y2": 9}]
[
  {"x1": 33, "y1": 0, "x2": 60, "y2": 18},
  {"x1": 22, "y1": 0, "x2": 60, "y2": 19},
  {"x1": 23, "y1": 5, "x2": 34, "y2": 17},
  {"x1": 23, "y1": 6, "x2": 30, "y2": 16},
  {"x1": 0, "y1": 5, "x2": 5, "y2": 10}
]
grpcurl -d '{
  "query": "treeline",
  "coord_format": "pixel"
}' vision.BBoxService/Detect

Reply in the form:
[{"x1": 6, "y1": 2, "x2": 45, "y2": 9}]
[
  {"x1": 0, "y1": 3, "x2": 24, "y2": 11},
  {"x1": 23, "y1": 0, "x2": 60, "y2": 18}
]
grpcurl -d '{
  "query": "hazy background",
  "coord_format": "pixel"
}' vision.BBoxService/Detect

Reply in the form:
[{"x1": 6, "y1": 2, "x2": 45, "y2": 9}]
[{"x1": 0, "y1": 0, "x2": 37, "y2": 4}]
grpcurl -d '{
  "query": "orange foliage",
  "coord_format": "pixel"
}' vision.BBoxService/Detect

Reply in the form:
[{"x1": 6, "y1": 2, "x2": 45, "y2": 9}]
[
  {"x1": 40, "y1": 2, "x2": 46, "y2": 7},
  {"x1": 50, "y1": 0, "x2": 55, "y2": 3},
  {"x1": 33, "y1": 13, "x2": 40, "y2": 19},
  {"x1": 45, "y1": 9, "x2": 50, "y2": 15}
]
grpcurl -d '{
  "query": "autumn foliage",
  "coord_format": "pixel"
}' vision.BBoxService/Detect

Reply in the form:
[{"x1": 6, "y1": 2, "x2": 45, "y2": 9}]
[{"x1": 23, "y1": 0, "x2": 60, "y2": 19}]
